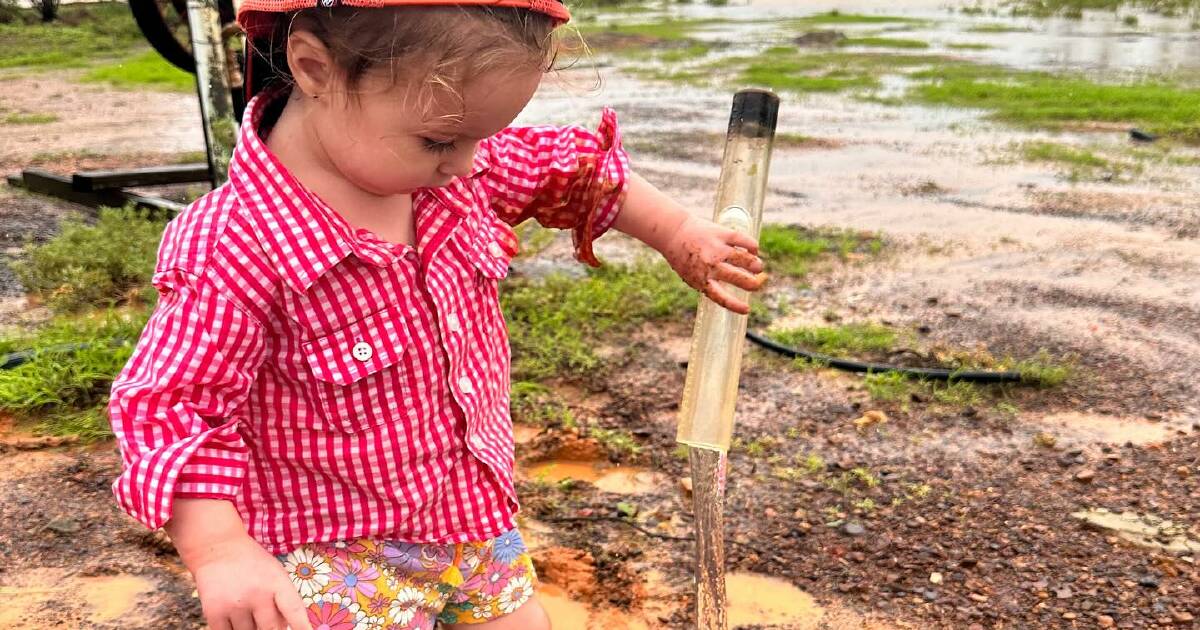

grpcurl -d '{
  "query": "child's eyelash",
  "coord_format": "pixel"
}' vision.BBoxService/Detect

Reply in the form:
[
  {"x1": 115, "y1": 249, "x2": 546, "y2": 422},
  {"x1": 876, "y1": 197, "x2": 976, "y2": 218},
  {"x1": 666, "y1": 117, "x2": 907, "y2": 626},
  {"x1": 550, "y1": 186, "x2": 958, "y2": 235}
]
[{"x1": 422, "y1": 137, "x2": 456, "y2": 154}]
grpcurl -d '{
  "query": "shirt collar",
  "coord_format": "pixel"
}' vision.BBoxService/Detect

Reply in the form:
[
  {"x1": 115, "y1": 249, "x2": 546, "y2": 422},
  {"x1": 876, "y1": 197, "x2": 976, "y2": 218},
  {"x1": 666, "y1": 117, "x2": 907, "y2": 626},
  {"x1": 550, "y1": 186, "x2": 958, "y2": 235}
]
[{"x1": 228, "y1": 86, "x2": 491, "y2": 294}]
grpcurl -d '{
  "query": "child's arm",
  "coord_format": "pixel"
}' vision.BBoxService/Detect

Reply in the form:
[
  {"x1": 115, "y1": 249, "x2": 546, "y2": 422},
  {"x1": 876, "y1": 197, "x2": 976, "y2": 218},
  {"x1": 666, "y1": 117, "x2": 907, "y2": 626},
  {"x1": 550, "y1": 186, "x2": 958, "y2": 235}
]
[
  {"x1": 612, "y1": 172, "x2": 765, "y2": 314},
  {"x1": 109, "y1": 267, "x2": 311, "y2": 630},
  {"x1": 166, "y1": 499, "x2": 311, "y2": 630}
]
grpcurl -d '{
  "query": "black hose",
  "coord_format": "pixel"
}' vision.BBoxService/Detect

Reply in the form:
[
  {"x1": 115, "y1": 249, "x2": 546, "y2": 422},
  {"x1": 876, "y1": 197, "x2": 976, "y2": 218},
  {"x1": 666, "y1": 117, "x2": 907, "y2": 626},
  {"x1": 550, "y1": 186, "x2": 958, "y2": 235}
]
[{"x1": 745, "y1": 330, "x2": 1023, "y2": 383}]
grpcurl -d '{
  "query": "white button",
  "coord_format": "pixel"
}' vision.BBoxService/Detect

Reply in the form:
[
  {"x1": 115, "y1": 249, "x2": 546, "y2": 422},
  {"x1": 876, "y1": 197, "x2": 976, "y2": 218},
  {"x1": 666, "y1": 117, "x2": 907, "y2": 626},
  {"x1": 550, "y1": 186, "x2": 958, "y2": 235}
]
[
  {"x1": 446, "y1": 313, "x2": 461, "y2": 333},
  {"x1": 351, "y1": 342, "x2": 373, "y2": 362},
  {"x1": 487, "y1": 242, "x2": 504, "y2": 258},
  {"x1": 458, "y1": 377, "x2": 475, "y2": 394}
]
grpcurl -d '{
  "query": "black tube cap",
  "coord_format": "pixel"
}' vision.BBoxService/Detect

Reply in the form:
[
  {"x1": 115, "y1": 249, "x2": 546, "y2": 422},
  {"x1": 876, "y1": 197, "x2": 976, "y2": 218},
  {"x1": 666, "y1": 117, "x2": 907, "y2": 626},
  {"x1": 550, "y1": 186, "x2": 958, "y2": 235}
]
[{"x1": 727, "y1": 89, "x2": 780, "y2": 140}]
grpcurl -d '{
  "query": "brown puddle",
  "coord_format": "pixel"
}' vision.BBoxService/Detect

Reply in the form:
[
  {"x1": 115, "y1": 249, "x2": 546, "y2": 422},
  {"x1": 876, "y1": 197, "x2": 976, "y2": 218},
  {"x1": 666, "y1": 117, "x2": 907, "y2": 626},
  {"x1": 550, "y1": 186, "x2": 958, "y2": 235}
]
[
  {"x1": 526, "y1": 460, "x2": 665, "y2": 494},
  {"x1": 538, "y1": 582, "x2": 594, "y2": 628},
  {"x1": 1039, "y1": 411, "x2": 1179, "y2": 446},
  {"x1": 538, "y1": 583, "x2": 654, "y2": 630},
  {"x1": 0, "y1": 569, "x2": 156, "y2": 628},
  {"x1": 726, "y1": 572, "x2": 825, "y2": 629}
]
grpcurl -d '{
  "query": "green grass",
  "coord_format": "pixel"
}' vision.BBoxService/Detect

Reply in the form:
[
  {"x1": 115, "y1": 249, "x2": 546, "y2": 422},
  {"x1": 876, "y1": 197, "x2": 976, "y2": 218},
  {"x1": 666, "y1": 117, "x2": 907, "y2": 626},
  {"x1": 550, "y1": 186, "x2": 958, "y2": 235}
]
[
  {"x1": 588, "y1": 427, "x2": 642, "y2": 456},
  {"x1": 865, "y1": 371, "x2": 912, "y2": 401},
  {"x1": 0, "y1": 2, "x2": 148, "y2": 69},
  {"x1": 577, "y1": 17, "x2": 722, "y2": 41},
  {"x1": 966, "y1": 23, "x2": 1033, "y2": 33},
  {"x1": 769, "y1": 323, "x2": 898, "y2": 355},
  {"x1": 910, "y1": 64, "x2": 1200, "y2": 142},
  {"x1": 1009, "y1": 0, "x2": 1200, "y2": 18},
  {"x1": 840, "y1": 37, "x2": 930, "y2": 49},
  {"x1": 1017, "y1": 140, "x2": 1140, "y2": 181},
  {"x1": 3, "y1": 112, "x2": 57, "y2": 124},
  {"x1": 83, "y1": 50, "x2": 194, "y2": 92},
  {"x1": 0, "y1": 307, "x2": 150, "y2": 441},
  {"x1": 510, "y1": 381, "x2": 577, "y2": 428},
  {"x1": 1016, "y1": 350, "x2": 1072, "y2": 386},
  {"x1": 788, "y1": 10, "x2": 926, "y2": 26},
  {"x1": 502, "y1": 260, "x2": 694, "y2": 381},
  {"x1": 946, "y1": 42, "x2": 993, "y2": 50},
  {"x1": 759, "y1": 224, "x2": 883, "y2": 278},
  {"x1": 12, "y1": 206, "x2": 167, "y2": 314},
  {"x1": 716, "y1": 51, "x2": 953, "y2": 94}
]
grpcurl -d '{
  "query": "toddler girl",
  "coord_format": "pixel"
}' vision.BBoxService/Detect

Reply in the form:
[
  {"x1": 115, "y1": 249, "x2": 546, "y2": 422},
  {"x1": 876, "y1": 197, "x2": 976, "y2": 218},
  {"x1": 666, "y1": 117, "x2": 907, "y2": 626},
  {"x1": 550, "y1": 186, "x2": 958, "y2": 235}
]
[{"x1": 109, "y1": 2, "x2": 765, "y2": 628}]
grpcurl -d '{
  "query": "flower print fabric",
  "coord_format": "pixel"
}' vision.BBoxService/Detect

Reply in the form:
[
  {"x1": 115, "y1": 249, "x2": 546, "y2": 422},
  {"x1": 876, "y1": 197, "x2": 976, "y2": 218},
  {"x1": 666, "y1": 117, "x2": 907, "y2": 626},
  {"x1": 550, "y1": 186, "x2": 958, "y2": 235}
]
[{"x1": 278, "y1": 528, "x2": 536, "y2": 629}]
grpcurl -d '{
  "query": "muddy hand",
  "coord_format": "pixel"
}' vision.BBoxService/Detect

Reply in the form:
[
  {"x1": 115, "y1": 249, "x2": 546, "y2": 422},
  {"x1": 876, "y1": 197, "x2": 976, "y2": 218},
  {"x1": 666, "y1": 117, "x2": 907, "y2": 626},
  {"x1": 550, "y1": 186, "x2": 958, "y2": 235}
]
[{"x1": 664, "y1": 215, "x2": 767, "y2": 314}]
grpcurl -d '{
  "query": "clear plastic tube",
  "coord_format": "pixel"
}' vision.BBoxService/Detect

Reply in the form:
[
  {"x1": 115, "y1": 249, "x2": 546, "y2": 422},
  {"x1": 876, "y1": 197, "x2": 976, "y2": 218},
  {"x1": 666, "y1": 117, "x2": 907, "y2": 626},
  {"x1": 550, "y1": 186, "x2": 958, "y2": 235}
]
[{"x1": 676, "y1": 90, "x2": 779, "y2": 453}]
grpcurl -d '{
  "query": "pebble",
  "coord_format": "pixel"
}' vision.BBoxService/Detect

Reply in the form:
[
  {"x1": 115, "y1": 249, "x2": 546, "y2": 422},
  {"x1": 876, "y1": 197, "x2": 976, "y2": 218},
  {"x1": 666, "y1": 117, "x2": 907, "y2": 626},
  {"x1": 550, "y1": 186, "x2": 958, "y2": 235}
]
[
  {"x1": 44, "y1": 517, "x2": 80, "y2": 535},
  {"x1": 1063, "y1": 612, "x2": 1078, "y2": 620},
  {"x1": 968, "y1": 593, "x2": 988, "y2": 603},
  {"x1": 843, "y1": 522, "x2": 866, "y2": 536},
  {"x1": 1074, "y1": 469, "x2": 1096, "y2": 483},
  {"x1": 1138, "y1": 575, "x2": 1161, "y2": 588},
  {"x1": 1177, "y1": 466, "x2": 1190, "y2": 478},
  {"x1": 930, "y1": 572, "x2": 943, "y2": 584},
  {"x1": 1098, "y1": 615, "x2": 1115, "y2": 627},
  {"x1": 1173, "y1": 611, "x2": 1195, "y2": 623}
]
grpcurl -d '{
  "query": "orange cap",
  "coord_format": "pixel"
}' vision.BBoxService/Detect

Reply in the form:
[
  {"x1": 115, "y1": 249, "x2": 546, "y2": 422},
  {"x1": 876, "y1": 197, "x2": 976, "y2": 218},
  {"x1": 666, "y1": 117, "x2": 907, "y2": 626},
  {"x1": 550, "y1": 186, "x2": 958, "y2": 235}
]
[{"x1": 238, "y1": 0, "x2": 571, "y2": 39}]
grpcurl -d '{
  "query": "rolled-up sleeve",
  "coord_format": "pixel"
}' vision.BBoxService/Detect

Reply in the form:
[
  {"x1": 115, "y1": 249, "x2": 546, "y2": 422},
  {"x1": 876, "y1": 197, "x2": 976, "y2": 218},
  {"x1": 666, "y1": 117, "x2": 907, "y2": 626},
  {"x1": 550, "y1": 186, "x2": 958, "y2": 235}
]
[
  {"x1": 478, "y1": 108, "x2": 630, "y2": 266},
  {"x1": 109, "y1": 267, "x2": 266, "y2": 529}
]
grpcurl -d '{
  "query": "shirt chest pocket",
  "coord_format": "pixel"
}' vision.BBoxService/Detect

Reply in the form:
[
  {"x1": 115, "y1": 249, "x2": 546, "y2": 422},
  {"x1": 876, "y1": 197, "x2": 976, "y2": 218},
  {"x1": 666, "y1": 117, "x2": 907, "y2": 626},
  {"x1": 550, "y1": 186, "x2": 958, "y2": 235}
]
[{"x1": 300, "y1": 304, "x2": 414, "y2": 433}]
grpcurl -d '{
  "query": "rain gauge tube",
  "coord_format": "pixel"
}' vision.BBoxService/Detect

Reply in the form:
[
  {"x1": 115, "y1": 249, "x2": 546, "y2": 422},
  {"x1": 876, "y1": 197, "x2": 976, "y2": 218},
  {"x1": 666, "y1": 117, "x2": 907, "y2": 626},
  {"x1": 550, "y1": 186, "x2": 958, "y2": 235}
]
[{"x1": 676, "y1": 89, "x2": 779, "y2": 630}]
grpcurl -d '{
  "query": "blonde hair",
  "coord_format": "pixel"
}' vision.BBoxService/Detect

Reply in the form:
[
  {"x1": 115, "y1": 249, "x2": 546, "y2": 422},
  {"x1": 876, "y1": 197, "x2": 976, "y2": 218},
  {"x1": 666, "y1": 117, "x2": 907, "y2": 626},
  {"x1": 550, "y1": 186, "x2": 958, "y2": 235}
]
[{"x1": 257, "y1": 6, "x2": 559, "y2": 114}]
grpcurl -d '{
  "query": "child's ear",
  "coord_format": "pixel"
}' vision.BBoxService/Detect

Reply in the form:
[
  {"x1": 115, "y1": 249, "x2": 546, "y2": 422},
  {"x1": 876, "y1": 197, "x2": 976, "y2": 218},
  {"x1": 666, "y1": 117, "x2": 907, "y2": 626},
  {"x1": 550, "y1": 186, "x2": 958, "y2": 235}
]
[{"x1": 286, "y1": 30, "x2": 338, "y2": 99}]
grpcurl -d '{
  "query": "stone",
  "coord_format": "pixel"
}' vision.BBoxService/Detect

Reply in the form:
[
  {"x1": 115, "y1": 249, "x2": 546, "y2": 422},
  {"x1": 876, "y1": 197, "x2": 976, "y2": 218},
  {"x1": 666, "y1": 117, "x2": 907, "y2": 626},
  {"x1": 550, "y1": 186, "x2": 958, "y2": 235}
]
[
  {"x1": 843, "y1": 521, "x2": 866, "y2": 536},
  {"x1": 1098, "y1": 615, "x2": 1115, "y2": 627},
  {"x1": 44, "y1": 517, "x2": 80, "y2": 535},
  {"x1": 929, "y1": 572, "x2": 943, "y2": 584},
  {"x1": 1172, "y1": 611, "x2": 1195, "y2": 623},
  {"x1": 1074, "y1": 469, "x2": 1096, "y2": 483}
]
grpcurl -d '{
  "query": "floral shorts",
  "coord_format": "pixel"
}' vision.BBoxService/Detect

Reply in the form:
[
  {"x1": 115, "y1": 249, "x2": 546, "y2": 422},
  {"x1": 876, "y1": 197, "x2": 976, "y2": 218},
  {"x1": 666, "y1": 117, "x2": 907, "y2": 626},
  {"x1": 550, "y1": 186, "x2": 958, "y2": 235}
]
[{"x1": 278, "y1": 528, "x2": 537, "y2": 629}]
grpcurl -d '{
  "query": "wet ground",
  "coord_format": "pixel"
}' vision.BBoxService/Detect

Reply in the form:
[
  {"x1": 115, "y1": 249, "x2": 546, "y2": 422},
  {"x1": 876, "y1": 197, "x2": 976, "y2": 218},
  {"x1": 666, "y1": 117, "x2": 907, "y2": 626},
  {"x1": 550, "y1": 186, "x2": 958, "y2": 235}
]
[{"x1": 3, "y1": 0, "x2": 1200, "y2": 628}]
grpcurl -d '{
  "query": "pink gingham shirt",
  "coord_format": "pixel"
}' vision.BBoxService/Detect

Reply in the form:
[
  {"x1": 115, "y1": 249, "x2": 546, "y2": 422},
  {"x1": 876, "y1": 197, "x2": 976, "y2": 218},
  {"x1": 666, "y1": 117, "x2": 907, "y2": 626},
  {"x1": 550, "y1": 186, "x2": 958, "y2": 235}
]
[{"x1": 109, "y1": 87, "x2": 629, "y2": 554}]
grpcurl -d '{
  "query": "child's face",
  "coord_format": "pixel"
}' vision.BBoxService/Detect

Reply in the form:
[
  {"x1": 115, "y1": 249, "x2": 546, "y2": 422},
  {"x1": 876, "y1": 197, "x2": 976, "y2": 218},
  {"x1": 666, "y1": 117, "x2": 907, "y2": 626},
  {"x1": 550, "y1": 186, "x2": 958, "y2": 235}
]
[{"x1": 311, "y1": 67, "x2": 544, "y2": 195}]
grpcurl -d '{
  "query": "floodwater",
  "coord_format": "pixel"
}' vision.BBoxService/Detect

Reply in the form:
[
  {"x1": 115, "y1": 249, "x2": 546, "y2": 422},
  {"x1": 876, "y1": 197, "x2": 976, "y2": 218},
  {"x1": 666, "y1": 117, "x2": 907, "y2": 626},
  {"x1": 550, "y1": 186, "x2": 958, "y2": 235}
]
[{"x1": 526, "y1": 0, "x2": 1200, "y2": 434}]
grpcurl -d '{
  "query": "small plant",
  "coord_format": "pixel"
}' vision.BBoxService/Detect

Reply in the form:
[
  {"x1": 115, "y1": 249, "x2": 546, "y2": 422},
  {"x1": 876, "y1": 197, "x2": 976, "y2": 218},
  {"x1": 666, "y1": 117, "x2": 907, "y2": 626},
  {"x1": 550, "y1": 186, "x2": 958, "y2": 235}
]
[
  {"x1": 12, "y1": 206, "x2": 167, "y2": 314},
  {"x1": 588, "y1": 427, "x2": 642, "y2": 456},
  {"x1": 759, "y1": 224, "x2": 883, "y2": 279},
  {"x1": 502, "y1": 260, "x2": 694, "y2": 381},
  {"x1": 802, "y1": 453, "x2": 826, "y2": 475},
  {"x1": 1016, "y1": 350, "x2": 1071, "y2": 387},
  {"x1": 906, "y1": 482, "x2": 932, "y2": 499},
  {"x1": 865, "y1": 371, "x2": 912, "y2": 402},
  {"x1": 853, "y1": 497, "x2": 878, "y2": 513},
  {"x1": 1032, "y1": 432, "x2": 1058, "y2": 449},
  {"x1": 673, "y1": 443, "x2": 691, "y2": 460},
  {"x1": 0, "y1": 306, "x2": 151, "y2": 441},
  {"x1": 510, "y1": 381, "x2": 576, "y2": 428},
  {"x1": 932, "y1": 380, "x2": 983, "y2": 408},
  {"x1": 850, "y1": 467, "x2": 880, "y2": 488},
  {"x1": 771, "y1": 322, "x2": 898, "y2": 356},
  {"x1": 996, "y1": 401, "x2": 1020, "y2": 418}
]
